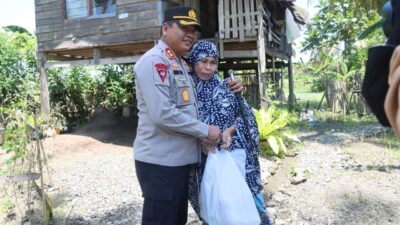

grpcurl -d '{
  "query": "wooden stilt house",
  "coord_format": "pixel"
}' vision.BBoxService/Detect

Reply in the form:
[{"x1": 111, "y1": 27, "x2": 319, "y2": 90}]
[{"x1": 35, "y1": 0, "x2": 305, "y2": 113}]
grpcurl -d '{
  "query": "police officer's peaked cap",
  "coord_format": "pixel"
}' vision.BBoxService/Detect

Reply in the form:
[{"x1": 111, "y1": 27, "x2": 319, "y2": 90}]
[{"x1": 163, "y1": 6, "x2": 201, "y2": 31}]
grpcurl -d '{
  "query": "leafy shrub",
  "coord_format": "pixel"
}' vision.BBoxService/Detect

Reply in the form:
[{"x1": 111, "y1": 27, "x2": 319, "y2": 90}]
[
  {"x1": 96, "y1": 65, "x2": 135, "y2": 114},
  {"x1": 254, "y1": 102, "x2": 300, "y2": 157},
  {"x1": 48, "y1": 67, "x2": 97, "y2": 126}
]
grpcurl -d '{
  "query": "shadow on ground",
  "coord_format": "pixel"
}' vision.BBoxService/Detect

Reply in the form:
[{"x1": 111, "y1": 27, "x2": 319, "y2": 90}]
[
  {"x1": 332, "y1": 194, "x2": 399, "y2": 224},
  {"x1": 69, "y1": 107, "x2": 138, "y2": 147},
  {"x1": 54, "y1": 202, "x2": 142, "y2": 225}
]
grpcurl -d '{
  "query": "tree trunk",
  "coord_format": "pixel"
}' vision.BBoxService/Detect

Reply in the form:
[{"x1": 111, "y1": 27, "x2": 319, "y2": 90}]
[{"x1": 325, "y1": 77, "x2": 348, "y2": 113}]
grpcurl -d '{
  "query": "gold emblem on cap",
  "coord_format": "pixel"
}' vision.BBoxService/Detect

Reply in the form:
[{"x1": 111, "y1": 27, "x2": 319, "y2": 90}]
[
  {"x1": 189, "y1": 9, "x2": 196, "y2": 19},
  {"x1": 182, "y1": 88, "x2": 190, "y2": 102}
]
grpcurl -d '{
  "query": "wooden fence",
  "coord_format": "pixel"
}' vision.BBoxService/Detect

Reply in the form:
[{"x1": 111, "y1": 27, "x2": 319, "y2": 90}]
[{"x1": 218, "y1": 0, "x2": 260, "y2": 41}]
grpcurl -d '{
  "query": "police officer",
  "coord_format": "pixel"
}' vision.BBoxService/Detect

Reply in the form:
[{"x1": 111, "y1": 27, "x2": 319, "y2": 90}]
[{"x1": 133, "y1": 6, "x2": 242, "y2": 225}]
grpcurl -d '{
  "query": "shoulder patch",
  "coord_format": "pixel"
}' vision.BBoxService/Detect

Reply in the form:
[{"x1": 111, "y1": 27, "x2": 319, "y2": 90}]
[{"x1": 154, "y1": 63, "x2": 168, "y2": 82}]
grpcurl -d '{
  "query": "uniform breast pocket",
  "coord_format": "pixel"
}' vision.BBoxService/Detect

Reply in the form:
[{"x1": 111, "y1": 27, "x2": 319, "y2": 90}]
[{"x1": 174, "y1": 77, "x2": 195, "y2": 107}]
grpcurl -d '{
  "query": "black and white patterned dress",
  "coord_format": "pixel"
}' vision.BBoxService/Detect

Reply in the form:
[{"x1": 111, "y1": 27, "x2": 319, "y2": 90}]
[{"x1": 188, "y1": 74, "x2": 263, "y2": 216}]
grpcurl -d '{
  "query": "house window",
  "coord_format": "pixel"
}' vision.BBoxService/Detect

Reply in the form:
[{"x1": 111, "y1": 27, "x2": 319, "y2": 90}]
[
  {"x1": 93, "y1": 0, "x2": 116, "y2": 16},
  {"x1": 65, "y1": 0, "x2": 116, "y2": 19},
  {"x1": 66, "y1": 0, "x2": 88, "y2": 19}
]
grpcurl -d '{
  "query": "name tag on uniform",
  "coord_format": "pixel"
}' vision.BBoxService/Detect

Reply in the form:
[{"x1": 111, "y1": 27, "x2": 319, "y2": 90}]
[{"x1": 173, "y1": 70, "x2": 183, "y2": 75}]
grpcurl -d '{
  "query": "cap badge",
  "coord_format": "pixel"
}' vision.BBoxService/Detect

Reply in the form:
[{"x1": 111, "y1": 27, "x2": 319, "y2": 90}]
[{"x1": 189, "y1": 9, "x2": 196, "y2": 20}]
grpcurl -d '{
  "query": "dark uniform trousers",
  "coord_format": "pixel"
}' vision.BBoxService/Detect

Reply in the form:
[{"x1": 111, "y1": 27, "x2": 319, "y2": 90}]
[{"x1": 135, "y1": 160, "x2": 191, "y2": 225}]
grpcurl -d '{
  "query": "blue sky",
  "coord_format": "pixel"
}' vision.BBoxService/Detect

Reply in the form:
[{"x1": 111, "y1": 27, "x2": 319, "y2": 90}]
[{"x1": 0, "y1": 0, "x2": 318, "y2": 33}]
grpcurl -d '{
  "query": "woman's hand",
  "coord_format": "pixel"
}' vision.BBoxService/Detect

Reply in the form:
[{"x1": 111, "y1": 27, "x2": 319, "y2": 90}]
[
  {"x1": 221, "y1": 126, "x2": 235, "y2": 149},
  {"x1": 227, "y1": 78, "x2": 243, "y2": 93}
]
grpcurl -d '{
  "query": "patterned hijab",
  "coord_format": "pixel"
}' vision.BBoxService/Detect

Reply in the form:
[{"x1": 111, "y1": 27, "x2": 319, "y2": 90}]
[{"x1": 187, "y1": 40, "x2": 219, "y2": 69}]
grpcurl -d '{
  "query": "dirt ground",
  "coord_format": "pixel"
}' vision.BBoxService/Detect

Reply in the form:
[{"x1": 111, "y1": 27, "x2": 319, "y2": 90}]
[{"x1": 1, "y1": 108, "x2": 400, "y2": 225}]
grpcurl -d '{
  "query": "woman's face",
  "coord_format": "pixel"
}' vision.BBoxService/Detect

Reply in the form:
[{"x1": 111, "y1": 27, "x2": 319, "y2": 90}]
[{"x1": 194, "y1": 56, "x2": 218, "y2": 81}]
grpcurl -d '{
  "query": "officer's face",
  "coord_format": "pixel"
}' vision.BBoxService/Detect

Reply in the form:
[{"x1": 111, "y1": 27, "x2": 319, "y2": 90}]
[
  {"x1": 194, "y1": 56, "x2": 218, "y2": 81},
  {"x1": 162, "y1": 22, "x2": 197, "y2": 56}
]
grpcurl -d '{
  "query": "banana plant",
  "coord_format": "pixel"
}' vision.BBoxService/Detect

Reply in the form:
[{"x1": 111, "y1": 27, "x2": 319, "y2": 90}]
[{"x1": 254, "y1": 103, "x2": 300, "y2": 157}]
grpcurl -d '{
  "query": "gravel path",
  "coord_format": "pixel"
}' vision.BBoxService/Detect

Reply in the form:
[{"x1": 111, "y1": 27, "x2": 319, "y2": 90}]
[
  {"x1": 266, "y1": 122, "x2": 400, "y2": 225},
  {"x1": 36, "y1": 114, "x2": 400, "y2": 225},
  {"x1": 43, "y1": 135, "x2": 277, "y2": 225},
  {"x1": 44, "y1": 135, "x2": 142, "y2": 225}
]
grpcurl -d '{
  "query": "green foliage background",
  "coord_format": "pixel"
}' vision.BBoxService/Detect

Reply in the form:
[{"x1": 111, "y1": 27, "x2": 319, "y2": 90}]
[{"x1": 0, "y1": 27, "x2": 135, "y2": 161}]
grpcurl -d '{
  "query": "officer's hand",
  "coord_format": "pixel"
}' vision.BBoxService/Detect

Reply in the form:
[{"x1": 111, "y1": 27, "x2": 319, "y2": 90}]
[
  {"x1": 227, "y1": 78, "x2": 243, "y2": 93},
  {"x1": 207, "y1": 125, "x2": 221, "y2": 142},
  {"x1": 201, "y1": 139, "x2": 217, "y2": 154}
]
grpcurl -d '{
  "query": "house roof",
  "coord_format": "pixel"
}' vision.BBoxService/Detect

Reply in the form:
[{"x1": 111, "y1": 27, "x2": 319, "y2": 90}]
[{"x1": 267, "y1": 0, "x2": 307, "y2": 25}]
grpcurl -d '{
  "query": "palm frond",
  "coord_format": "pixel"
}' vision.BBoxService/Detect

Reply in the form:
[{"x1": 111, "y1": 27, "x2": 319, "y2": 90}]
[{"x1": 358, "y1": 19, "x2": 384, "y2": 39}]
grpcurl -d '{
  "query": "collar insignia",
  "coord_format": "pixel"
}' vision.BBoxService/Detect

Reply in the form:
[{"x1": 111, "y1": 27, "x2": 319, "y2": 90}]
[{"x1": 165, "y1": 48, "x2": 175, "y2": 59}]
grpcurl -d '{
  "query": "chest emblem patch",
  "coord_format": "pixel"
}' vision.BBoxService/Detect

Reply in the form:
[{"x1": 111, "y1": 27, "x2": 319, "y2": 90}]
[
  {"x1": 182, "y1": 88, "x2": 190, "y2": 102},
  {"x1": 154, "y1": 63, "x2": 168, "y2": 82}
]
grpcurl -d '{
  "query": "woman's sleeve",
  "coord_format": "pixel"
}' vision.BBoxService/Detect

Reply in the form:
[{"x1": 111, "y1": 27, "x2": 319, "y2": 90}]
[{"x1": 232, "y1": 94, "x2": 260, "y2": 144}]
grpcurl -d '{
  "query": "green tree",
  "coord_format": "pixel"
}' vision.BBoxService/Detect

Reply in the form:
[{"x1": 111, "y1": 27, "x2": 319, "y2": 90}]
[
  {"x1": 303, "y1": 0, "x2": 384, "y2": 57},
  {"x1": 303, "y1": 0, "x2": 386, "y2": 77},
  {"x1": 0, "y1": 27, "x2": 39, "y2": 124},
  {"x1": 307, "y1": 0, "x2": 386, "y2": 12},
  {"x1": 0, "y1": 27, "x2": 39, "y2": 161}
]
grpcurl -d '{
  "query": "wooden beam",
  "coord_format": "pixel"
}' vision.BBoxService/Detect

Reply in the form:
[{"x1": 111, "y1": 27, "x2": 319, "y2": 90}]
[
  {"x1": 93, "y1": 48, "x2": 101, "y2": 64},
  {"x1": 219, "y1": 63, "x2": 258, "y2": 70},
  {"x1": 38, "y1": 28, "x2": 159, "y2": 52},
  {"x1": 257, "y1": 1, "x2": 265, "y2": 109},
  {"x1": 224, "y1": 0, "x2": 230, "y2": 38},
  {"x1": 45, "y1": 55, "x2": 142, "y2": 68},
  {"x1": 222, "y1": 50, "x2": 258, "y2": 58},
  {"x1": 288, "y1": 56, "x2": 295, "y2": 110},
  {"x1": 38, "y1": 52, "x2": 50, "y2": 115},
  {"x1": 218, "y1": 0, "x2": 224, "y2": 39},
  {"x1": 238, "y1": 0, "x2": 245, "y2": 41},
  {"x1": 264, "y1": 44, "x2": 289, "y2": 60}
]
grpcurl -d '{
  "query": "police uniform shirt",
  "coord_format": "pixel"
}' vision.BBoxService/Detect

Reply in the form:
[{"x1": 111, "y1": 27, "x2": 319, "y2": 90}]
[{"x1": 133, "y1": 40, "x2": 208, "y2": 167}]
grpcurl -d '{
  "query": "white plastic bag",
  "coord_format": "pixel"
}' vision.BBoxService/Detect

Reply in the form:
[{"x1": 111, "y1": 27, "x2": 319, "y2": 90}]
[
  {"x1": 200, "y1": 150, "x2": 261, "y2": 225},
  {"x1": 285, "y1": 8, "x2": 301, "y2": 43}
]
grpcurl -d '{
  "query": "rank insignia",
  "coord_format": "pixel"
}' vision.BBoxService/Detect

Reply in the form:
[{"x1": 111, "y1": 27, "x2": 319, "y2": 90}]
[
  {"x1": 182, "y1": 88, "x2": 190, "y2": 102},
  {"x1": 154, "y1": 63, "x2": 168, "y2": 82},
  {"x1": 165, "y1": 48, "x2": 175, "y2": 59},
  {"x1": 182, "y1": 60, "x2": 190, "y2": 70},
  {"x1": 171, "y1": 62, "x2": 179, "y2": 68}
]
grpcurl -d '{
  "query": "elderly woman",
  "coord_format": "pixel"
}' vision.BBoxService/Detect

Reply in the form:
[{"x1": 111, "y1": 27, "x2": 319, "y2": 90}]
[{"x1": 187, "y1": 40, "x2": 272, "y2": 224}]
